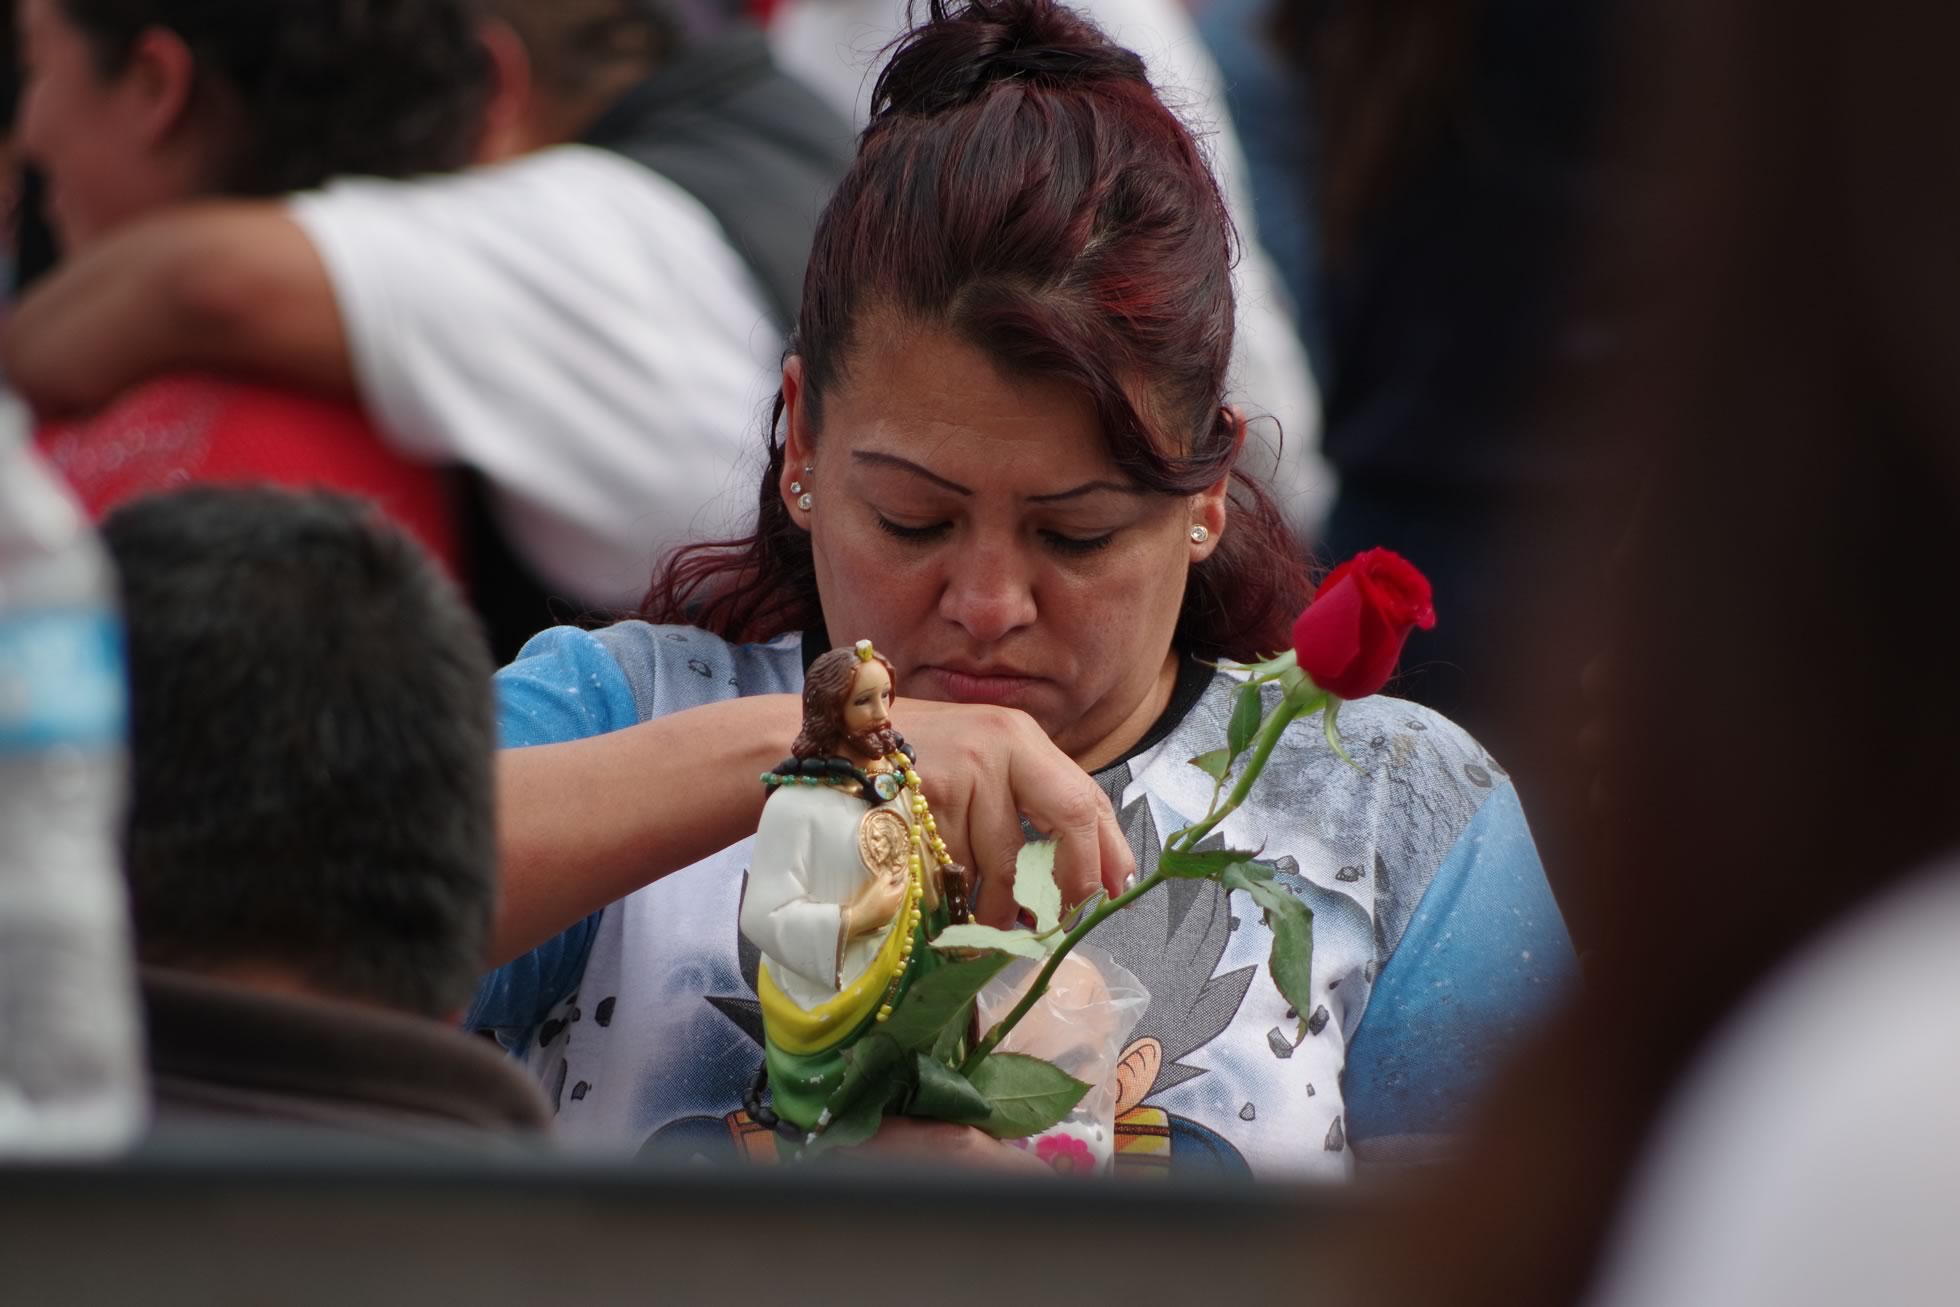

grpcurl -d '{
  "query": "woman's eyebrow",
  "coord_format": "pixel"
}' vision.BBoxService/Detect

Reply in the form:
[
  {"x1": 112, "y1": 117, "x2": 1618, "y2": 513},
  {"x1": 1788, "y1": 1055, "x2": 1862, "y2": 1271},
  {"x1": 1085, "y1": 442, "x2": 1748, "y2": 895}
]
[
  {"x1": 851, "y1": 451, "x2": 1142, "y2": 502},
  {"x1": 852, "y1": 451, "x2": 970, "y2": 495},
  {"x1": 1026, "y1": 481, "x2": 1147, "y2": 503}
]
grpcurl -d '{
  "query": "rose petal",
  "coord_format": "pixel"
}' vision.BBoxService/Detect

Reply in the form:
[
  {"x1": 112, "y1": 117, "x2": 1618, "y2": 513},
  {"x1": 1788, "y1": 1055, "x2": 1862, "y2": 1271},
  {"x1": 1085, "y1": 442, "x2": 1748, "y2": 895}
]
[{"x1": 1293, "y1": 570, "x2": 1369, "y2": 690}]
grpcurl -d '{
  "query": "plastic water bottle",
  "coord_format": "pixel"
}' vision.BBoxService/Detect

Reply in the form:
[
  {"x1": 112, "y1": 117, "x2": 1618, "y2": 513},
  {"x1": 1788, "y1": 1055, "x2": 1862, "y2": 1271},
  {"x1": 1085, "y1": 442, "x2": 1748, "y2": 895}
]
[{"x1": 0, "y1": 395, "x2": 146, "y2": 1154}]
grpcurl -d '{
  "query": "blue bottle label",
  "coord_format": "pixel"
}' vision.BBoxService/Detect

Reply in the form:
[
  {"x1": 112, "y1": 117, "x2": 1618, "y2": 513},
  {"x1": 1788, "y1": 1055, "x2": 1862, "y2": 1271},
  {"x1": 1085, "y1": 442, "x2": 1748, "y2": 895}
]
[{"x1": 0, "y1": 609, "x2": 128, "y2": 753}]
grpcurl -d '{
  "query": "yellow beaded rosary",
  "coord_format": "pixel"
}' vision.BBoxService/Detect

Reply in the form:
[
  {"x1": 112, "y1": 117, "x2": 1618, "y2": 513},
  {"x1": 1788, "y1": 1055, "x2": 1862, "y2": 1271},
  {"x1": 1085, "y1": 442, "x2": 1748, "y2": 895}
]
[{"x1": 859, "y1": 642, "x2": 968, "y2": 1024}]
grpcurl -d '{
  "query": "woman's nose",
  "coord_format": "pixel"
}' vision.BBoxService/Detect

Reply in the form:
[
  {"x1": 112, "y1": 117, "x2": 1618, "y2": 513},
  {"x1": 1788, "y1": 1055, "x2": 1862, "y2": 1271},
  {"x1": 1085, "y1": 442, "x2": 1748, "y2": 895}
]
[{"x1": 938, "y1": 539, "x2": 1038, "y2": 643}]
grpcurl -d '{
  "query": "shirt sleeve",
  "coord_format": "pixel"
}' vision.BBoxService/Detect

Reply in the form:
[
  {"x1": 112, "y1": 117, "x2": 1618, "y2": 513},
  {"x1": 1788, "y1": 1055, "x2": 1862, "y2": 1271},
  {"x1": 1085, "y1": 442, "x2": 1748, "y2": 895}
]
[
  {"x1": 286, "y1": 147, "x2": 779, "y2": 606},
  {"x1": 1342, "y1": 781, "x2": 1579, "y2": 1148},
  {"x1": 464, "y1": 626, "x2": 643, "y2": 1042}
]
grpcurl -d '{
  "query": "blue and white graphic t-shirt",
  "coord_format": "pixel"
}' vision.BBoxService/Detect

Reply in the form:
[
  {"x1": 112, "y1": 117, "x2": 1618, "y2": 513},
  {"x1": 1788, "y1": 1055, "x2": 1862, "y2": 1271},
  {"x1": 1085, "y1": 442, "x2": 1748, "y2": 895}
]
[{"x1": 473, "y1": 624, "x2": 1576, "y2": 1180}]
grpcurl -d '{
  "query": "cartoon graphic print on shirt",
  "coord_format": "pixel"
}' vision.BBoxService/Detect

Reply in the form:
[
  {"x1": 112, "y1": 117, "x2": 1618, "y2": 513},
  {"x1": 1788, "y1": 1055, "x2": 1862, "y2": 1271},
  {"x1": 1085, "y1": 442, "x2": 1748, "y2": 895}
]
[{"x1": 1092, "y1": 782, "x2": 1257, "y2": 1176}]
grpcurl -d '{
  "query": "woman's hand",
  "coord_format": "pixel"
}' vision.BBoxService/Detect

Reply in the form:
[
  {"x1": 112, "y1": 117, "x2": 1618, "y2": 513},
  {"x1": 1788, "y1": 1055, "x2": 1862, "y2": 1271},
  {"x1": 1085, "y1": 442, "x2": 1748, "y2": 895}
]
[
  {"x1": 851, "y1": 1117, "x2": 1052, "y2": 1174},
  {"x1": 897, "y1": 702, "x2": 1134, "y2": 926}
]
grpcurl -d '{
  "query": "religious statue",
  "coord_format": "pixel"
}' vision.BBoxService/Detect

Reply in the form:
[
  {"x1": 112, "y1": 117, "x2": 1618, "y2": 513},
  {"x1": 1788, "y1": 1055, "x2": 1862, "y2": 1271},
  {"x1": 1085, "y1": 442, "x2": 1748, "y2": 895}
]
[{"x1": 741, "y1": 640, "x2": 972, "y2": 1134}]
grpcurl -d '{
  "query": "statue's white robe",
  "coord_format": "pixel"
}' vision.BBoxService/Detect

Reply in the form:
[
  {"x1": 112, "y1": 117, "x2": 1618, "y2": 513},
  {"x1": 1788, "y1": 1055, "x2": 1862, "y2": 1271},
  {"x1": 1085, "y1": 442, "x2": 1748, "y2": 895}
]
[{"x1": 739, "y1": 784, "x2": 908, "y2": 1010}]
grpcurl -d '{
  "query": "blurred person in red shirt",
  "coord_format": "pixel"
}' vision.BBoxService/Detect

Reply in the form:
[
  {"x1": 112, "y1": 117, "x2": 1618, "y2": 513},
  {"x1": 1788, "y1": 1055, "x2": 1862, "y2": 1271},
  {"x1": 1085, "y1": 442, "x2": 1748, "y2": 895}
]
[{"x1": 13, "y1": 0, "x2": 496, "y2": 574}]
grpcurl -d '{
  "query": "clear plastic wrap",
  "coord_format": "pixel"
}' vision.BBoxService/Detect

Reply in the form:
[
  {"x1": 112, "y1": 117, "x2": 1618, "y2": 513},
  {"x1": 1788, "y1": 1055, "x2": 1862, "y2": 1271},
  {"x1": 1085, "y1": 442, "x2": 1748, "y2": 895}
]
[{"x1": 979, "y1": 943, "x2": 1148, "y2": 1174}]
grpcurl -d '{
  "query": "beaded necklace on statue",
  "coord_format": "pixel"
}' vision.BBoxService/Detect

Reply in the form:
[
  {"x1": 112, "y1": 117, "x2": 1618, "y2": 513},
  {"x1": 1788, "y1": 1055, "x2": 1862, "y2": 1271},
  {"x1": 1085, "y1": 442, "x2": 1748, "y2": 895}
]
[{"x1": 863, "y1": 746, "x2": 967, "y2": 1022}]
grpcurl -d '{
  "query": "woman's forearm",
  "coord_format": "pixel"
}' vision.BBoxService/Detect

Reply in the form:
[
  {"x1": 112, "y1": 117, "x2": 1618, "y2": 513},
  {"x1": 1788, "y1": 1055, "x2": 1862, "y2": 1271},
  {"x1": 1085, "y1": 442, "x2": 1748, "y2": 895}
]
[
  {"x1": 490, "y1": 694, "x2": 801, "y2": 964},
  {"x1": 488, "y1": 693, "x2": 1136, "y2": 965}
]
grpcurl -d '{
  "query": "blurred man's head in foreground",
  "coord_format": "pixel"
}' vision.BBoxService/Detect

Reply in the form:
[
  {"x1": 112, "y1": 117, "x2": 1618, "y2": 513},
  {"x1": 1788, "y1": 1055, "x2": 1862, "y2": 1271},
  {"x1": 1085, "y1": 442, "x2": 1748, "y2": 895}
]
[{"x1": 103, "y1": 486, "x2": 496, "y2": 1019}]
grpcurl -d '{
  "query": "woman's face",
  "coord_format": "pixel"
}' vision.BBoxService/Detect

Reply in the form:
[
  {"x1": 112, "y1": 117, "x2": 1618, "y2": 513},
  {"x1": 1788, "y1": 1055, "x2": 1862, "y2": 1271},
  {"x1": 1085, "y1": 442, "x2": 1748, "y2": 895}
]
[
  {"x1": 784, "y1": 322, "x2": 1229, "y2": 769},
  {"x1": 15, "y1": 0, "x2": 200, "y2": 250}
]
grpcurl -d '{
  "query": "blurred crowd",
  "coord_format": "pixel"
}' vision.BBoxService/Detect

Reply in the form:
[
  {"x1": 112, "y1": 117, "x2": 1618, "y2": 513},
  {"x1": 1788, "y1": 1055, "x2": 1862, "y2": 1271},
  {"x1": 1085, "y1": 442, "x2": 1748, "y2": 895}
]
[{"x1": 2, "y1": 0, "x2": 1955, "y2": 1303}]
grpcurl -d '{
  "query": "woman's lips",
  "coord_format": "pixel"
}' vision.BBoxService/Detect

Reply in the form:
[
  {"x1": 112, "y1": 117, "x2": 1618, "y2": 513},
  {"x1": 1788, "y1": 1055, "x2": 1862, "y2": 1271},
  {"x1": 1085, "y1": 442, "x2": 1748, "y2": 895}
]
[{"x1": 917, "y1": 665, "x2": 1045, "y2": 706}]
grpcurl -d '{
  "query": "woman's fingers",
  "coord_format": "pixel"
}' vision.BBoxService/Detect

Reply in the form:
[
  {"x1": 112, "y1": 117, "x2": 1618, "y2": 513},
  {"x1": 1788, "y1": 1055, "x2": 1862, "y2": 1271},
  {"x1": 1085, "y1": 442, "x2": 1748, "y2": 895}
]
[
  {"x1": 857, "y1": 1117, "x2": 1052, "y2": 1174},
  {"x1": 966, "y1": 780, "x2": 1035, "y2": 928},
  {"x1": 902, "y1": 701, "x2": 1135, "y2": 922},
  {"x1": 1005, "y1": 726, "x2": 1131, "y2": 909},
  {"x1": 1028, "y1": 770, "x2": 1129, "y2": 910}
]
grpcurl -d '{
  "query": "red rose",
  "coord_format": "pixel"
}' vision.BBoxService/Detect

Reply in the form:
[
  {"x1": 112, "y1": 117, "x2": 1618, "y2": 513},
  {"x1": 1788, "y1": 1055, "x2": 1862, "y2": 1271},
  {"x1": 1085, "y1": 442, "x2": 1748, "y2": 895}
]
[{"x1": 1291, "y1": 549, "x2": 1437, "y2": 701}]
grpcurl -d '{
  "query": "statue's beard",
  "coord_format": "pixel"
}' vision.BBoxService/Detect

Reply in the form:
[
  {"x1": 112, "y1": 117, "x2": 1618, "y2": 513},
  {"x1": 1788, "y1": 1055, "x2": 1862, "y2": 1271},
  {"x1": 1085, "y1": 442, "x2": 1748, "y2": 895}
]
[{"x1": 850, "y1": 725, "x2": 905, "y2": 762}]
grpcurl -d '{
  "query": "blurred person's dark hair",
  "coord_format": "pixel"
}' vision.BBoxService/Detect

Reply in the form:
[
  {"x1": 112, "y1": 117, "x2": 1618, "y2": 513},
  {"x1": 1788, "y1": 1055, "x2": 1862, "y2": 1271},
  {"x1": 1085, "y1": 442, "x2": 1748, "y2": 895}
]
[
  {"x1": 103, "y1": 487, "x2": 497, "y2": 1019},
  {"x1": 2, "y1": 7, "x2": 18, "y2": 132},
  {"x1": 1315, "y1": 0, "x2": 1960, "y2": 1301},
  {"x1": 479, "y1": 0, "x2": 676, "y2": 101},
  {"x1": 1274, "y1": 0, "x2": 1480, "y2": 261},
  {"x1": 57, "y1": 0, "x2": 492, "y2": 196}
]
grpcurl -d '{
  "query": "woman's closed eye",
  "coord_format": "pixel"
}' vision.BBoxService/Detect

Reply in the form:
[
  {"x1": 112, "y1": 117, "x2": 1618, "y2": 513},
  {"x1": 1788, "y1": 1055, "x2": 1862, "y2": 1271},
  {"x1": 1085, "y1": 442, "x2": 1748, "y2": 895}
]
[
  {"x1": 873, "y1": 513, "x2": 951, "y2": 544},
  {"x1": 874, "y1": 512, "x2": 1118, "y2": 555},
  {"x1": 1039, "y1": 529, "x2": 1116, "y2": 555}
]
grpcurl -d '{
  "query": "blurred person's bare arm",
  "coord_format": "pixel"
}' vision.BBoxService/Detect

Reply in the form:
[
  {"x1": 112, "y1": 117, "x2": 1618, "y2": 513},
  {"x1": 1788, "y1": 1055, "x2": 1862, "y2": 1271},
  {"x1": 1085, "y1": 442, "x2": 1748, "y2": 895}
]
[
  {"x1": 493, "y1": 696, "x2": 1132, "y2": 966},
  {"x1": 1, "y1": 202, "x2": 352, "y2": 416}
]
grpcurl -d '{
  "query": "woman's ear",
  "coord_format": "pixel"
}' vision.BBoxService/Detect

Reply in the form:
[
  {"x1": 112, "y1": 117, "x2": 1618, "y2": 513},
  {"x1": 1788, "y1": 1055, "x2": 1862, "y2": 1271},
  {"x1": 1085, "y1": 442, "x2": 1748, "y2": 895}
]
[
  {"x1": 1188, "y1": 406, "x2": 1244, "y2": 561},
  {"x1": 778, "y1": 356, "x2": 816, "y2": 523},
  {"x1": 124, "y1": 28, "x2": 197, "y2": 151}
]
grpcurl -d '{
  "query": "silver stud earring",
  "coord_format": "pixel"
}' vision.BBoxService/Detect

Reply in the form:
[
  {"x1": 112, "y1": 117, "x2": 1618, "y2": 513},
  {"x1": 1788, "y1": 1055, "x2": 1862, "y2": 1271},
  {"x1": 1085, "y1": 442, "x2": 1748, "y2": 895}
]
[
  {"x1": 798, "y1": 493, "x2": 814, "y2": 512},
  {"x1": 789, "y1": 480, "x2": 804, "y2": 495},
  {"x1": 1189, "y1": 524, "x2": 1211, "y2": 544}
]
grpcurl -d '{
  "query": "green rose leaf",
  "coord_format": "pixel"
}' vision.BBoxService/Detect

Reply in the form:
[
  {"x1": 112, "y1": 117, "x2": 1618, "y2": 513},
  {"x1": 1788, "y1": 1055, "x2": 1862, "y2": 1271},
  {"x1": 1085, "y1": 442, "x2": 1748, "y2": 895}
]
[
  {"x1": 930, "y1": 924, "x2": 1053, "y2": 959},
  {"x1": 806, "y1": 1033, "x2": 908, "y2": 1154},
  {"x1": 1188, "y1": 748, "x2": 1233, "y2": 782},
  {"x1": 1158, "y1": 847, "x2": 1253, "y2": 880},
  {"x1": 907, "y1": 1054, "x2": 995, "y2": 1126},
  {"x1": 1321, "y1": 697, "x2": 1362, "y2": 772},
  {"x1": 804, "y1": 1094, "x2": 879, "y2": 1155},
  {"x1": 1227, "y1": 681, "x2": 1265, "y2": 758},
  {"x1": 931, "y1": 1001, "x2": 972, "y2": 1066},
  {"x1": 969, "y1": 1052, "x2": 1091, "y2": 1140},
  {"x1": 1013, "y1": 839, "x2": 1064, "y2": 934},
  {"x1": 1222, "y1": 861, "x2": 1316, "y2": 1026},
  {"x1": 876, "y1": 951, "x2": 1015, "y2": 1052}
]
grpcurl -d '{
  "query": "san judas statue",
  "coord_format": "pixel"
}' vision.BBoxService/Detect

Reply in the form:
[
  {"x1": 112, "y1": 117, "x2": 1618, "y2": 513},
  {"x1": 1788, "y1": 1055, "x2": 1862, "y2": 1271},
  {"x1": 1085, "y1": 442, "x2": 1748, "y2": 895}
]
[{"x1": 741, "y1": 640, "x2": 972, "y2": 1133}]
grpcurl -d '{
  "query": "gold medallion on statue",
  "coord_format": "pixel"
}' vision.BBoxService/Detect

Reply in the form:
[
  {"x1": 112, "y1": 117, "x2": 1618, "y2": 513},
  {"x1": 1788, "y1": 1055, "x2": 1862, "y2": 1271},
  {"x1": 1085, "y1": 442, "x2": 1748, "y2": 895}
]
[{"x1": 858, "y1": 808, "x2": 910, "y2": 882}]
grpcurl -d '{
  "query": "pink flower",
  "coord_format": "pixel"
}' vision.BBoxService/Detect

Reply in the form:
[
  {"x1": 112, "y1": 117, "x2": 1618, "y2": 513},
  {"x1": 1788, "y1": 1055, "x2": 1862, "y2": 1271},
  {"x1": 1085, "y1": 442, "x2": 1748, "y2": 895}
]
[{"x1": 1035, "y1": 1132, "x2": 1096, "y2": 1174}]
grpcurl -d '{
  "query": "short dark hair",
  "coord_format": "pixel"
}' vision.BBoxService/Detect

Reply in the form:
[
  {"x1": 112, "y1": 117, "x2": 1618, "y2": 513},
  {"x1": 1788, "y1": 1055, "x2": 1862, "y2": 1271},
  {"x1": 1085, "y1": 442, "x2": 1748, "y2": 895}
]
[
  {"x1": 477, "y1": 0, "x2": 674, "y2": 99},
  {"x1": 102, "y1": 487, "x2": 497, "y2": 1018},
  {"x1": 58, "y1": 0, "x2": 493, "y2": 194}
]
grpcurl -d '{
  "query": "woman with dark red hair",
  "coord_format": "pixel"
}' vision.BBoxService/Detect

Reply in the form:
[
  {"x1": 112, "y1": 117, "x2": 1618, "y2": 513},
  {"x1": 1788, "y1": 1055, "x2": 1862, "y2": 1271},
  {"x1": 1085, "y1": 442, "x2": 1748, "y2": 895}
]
[{"x1": 476, "y1": 0, "x2": 1575, "y2": 1175}]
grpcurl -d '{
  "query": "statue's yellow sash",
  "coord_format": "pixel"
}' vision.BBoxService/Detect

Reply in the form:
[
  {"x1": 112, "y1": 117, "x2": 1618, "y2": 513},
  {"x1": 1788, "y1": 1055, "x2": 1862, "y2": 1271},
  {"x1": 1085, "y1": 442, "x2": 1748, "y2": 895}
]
[{"x1": 757, "y1": 871, "x2": 919, "y2": 1057}]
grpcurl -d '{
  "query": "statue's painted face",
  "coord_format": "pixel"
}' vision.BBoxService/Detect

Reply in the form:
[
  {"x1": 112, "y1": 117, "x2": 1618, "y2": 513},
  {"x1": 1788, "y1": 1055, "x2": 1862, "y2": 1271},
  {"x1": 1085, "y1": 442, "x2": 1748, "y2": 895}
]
[{"x1": 842, "y1": 659, "x2": 894, "y2": 740}]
